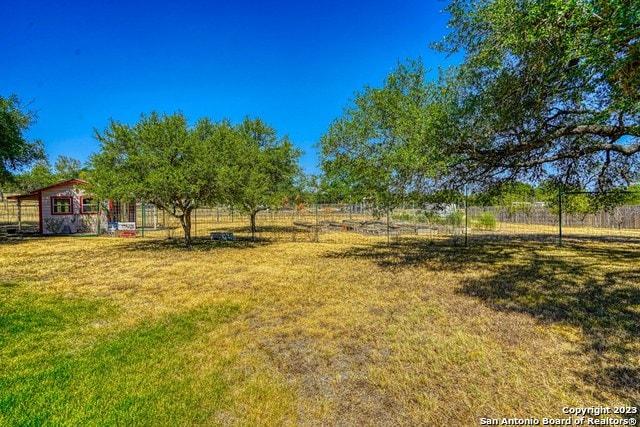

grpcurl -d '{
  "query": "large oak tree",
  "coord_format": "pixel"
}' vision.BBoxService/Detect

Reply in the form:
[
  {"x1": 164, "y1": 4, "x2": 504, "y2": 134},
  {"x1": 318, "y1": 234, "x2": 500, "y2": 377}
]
[{"x1": 437, "y1": 0, "x2": 640, "y2": 189}]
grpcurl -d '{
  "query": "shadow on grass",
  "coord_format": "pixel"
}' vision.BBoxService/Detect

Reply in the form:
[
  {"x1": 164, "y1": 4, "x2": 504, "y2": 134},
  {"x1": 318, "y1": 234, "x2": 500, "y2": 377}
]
[
  {"x1": 325, "y1": 239, "x2": 525, "y2": 272},
  {"x1": 324, "y1": 240, "x2": 640, "y2": 402},
  {"x1": 0, "y1": 233, "x2": 45, "y2": 246},
  {"x1": 114, "y1": 224, "x2": 315, "y2": 252},
  {"x1": 111, "y1": 236, "x2": 269, "y2": 252},
  {"x1": 461, "y1": 253, "x2": 640, "y2": 401}
]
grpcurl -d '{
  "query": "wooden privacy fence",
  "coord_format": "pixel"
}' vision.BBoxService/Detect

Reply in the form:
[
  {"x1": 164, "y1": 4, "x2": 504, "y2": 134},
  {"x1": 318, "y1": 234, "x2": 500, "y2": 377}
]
[{"x1": 467, "y1": 205, "x2": 640, "y2": 229}]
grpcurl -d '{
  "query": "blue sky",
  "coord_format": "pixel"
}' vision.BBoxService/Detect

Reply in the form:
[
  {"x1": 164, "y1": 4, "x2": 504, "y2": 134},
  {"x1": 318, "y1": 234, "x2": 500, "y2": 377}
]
[{"x1": 2, "y1": 0, "x2": 455, "y2": 174}]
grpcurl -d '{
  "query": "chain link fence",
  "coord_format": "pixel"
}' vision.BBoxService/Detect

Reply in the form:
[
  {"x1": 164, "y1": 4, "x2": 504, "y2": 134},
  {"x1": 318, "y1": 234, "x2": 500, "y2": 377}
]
[
  {"x1": 2, "y1": 193, "x2": 640, "y2": 246},
  {"x1": 117, "y1": 194, "x2": 640, "y2": 247}
]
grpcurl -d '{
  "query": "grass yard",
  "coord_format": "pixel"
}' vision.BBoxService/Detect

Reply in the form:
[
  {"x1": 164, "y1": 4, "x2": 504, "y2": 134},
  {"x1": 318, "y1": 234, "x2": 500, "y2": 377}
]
[{"x1": 1, "y1": 236, "x2": 638, "y2": 425}]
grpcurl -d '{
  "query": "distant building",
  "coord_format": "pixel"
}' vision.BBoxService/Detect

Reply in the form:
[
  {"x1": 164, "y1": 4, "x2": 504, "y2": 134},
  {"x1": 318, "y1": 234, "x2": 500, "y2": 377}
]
[{"x1": 423, "y1": 203, "x2": 458, "y2": 217}]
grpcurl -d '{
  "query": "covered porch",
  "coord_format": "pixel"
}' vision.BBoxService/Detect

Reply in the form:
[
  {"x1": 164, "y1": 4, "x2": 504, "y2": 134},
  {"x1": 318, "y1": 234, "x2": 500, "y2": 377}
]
[{"x1": 2, "y1": 193, "x2": 40, "y2": 235}]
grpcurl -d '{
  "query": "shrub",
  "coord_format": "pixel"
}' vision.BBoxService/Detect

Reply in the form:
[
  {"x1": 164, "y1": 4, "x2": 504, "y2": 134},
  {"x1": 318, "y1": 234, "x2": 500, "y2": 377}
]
[
  {"x1": 418, "y1": 211, "x2": 438, "y2": 223},
  {"x1": 392, "y1": 212, "x2": 412, "y2": 221},
  {"x1": 475, "y1": 211, "x2": 497, "y2": 230},
  {"x1": 444, "y1": 210, "x2": 465, "y2": 227}
]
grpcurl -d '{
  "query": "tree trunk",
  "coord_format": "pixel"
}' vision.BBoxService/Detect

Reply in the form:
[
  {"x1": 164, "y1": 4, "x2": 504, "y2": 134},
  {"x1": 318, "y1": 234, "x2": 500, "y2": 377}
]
[
  {"x1": 250, "y1": 211, "x2": 257, "y2": 242},
  {"x1": 179, "y1": 208, "x2": 193, "y2": 246}
]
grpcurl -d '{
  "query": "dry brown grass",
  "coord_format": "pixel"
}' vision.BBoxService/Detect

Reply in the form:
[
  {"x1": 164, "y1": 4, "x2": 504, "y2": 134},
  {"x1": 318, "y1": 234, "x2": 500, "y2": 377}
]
[{"x1": 1, "y1": 235, "x2": 638, "y2": 425}]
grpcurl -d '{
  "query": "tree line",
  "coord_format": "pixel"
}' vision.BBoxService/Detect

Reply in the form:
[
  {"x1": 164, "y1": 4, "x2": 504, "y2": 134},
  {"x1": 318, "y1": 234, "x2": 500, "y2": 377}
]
[{"x1": 2, "y1": 0, "x2": 638, "y2": 244}]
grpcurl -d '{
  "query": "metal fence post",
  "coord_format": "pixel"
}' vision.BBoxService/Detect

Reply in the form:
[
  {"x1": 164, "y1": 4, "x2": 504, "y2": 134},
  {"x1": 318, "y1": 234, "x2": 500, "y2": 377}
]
[
  {"x1": 386, "y1": 205, "x2": 391, "y2": 246},
  {"x1": 315, "y1": 203, "x2": 319, "y2": 242},
  {"x1": 464, "y1": 189, "x2": 469, "y2": 247},
  {"x1": 17, "y1": 200, "x2": 22, "y2": 232},
  {"x1": 558, "y1": 188, "x2": 563, "y2": 247},
  {"x1": 96, "y1": 204, "x2": 101, "y2": 237},
  {"x1": 141, "y1": 203, "x2": 145, "y2": 237}
]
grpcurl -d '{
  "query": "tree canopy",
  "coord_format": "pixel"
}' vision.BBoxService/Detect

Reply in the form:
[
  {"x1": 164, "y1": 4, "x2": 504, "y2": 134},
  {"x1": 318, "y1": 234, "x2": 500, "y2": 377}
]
[
  {"x1": 437, "y1": 0, "x2": 640, "y2": 189},
  {"x1": 53, "y1": 155, "x2": 84, "y2": 180},
  {"x1": 91, "y1": 112, "x2": 223, "y2": 245},
  {"x1": 218, "y1": 117, "x2": 301, "y2": 240},
  {"x1": 7, "y1": 156, "x2": 85, "y2": 193},
  {"x1": 321, "y1": 2, "x2": 639, "y2": 198},
  {"x1": 91, "y1": 113, "x2": 300, "y2": 245},
  {"x1": 0, "y1": 95, "x2": 45, "y2": 185},
  {"x1": 319, "y1": 60, "x2": 451, "y2": 207}
]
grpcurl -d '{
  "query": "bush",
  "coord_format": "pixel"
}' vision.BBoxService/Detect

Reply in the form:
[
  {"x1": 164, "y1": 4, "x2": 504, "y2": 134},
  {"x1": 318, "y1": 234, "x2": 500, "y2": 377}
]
[
  {"x1": 444, "y1": 210, "x2": 465, "y2": 227},
  {"x1": 392, "y1": 212, "x2": 412, "y2": 221},
  {"x1": 391, "y1": 211, "x2": 433, "y2": 223},
  {"x1": 475, "y1": 211, "x2": 497, "y2": 230},
  {"x1": 419, "y1": 211, "x2": 438, "y2": 223}
]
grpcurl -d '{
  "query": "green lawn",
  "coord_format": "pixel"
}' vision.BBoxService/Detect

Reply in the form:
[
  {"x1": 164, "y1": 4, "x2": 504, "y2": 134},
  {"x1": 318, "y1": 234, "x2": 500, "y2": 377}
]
[{"x1": 1, "y1": 236, "x2": 638, "y2": 425}]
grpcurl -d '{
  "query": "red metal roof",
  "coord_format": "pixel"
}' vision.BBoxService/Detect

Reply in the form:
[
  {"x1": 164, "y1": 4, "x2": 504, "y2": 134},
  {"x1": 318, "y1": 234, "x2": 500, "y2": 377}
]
[
  {"x1": 6, "y1": 178, "x2": 90, "y2": 200},
  {"x1": 5, "y1": 193, "x2": 39, "y2": 201}
]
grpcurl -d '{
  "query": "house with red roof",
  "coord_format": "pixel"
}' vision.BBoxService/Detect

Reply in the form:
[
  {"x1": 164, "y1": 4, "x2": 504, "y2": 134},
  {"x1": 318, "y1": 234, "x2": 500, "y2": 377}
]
[{"x1": 7, "y1": 178, "x2": 105, "y2": 235}]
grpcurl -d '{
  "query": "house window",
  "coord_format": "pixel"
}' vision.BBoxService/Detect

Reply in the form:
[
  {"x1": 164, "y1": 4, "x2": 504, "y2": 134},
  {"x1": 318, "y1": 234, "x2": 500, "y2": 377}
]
[
  {"x1": 51, "y1": 197, "x2": 73, "y2": 215},
  {"x1": 81, "y1": 197, "x2": 99, "y2": 214}
]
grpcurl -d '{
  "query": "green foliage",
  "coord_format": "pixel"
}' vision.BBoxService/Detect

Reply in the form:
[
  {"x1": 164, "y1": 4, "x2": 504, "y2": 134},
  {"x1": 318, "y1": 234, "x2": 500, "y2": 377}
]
[
  {"x1": 7, "y1": 155, "x2": 87, "y2": 193},
  {"x1": 469, "y1": 182, "x2": 537, "y2": 210},
  {"x1": 53, "y1": 155, "x2": 83, "y2": 180},
  {"x1": 394, "y1": 208, "x2": 465, "y2": 227},
  {"x1": 391, "y1": 212, "x2": 413, "y2": 222},
  {"x1": 0, "y1": 95, "x2": 45, "y2": 185},
  {"x1": 437, "y1": 0, "x2": 640, "y2": 189},
  {"x1": 12, "y1": 160, "x2": 56, "y2": 192},
  {"x1": 585, "y1": 188, "x2": 640, "y2": 212},
  {"x1": 392, "y1": 210, "x2": 447, "y2": 224},
  {"x1": 91, "y1": 113, "x2": 224, "y2": 245},
  {"x1": 320, "y1": 60, "x2": 452, "y2": 207},
  {"x1": 496, "y1": 182, "x2": 537, "y2": 218},
  {"x1": 536, "y1": 181, "x2": 621, "y2": 219},
  {"x1": 444, "y1": 210, "x2": 465, "y2": 227},
  {"x1": 219, "y1": 117, "x2": 301, "y2": 240},
  {"x1": 622, "y1": 184, "x2": 640, "y2": 205},
  {"x1": 91, "y1": 113, "x2": 300, "y2": 244},
  {"x1": 0, "y1": 286, "x2": 239, "y2": 425},
  {"x1": 475, "y1": 211, "x2": 497, "y2": 230},
  {"x1": 420, "y1": 210, "x2": 440, "y2": 223},
  {"x1": 322, "y1": 0, "x2": 639, "y2": 195}
]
